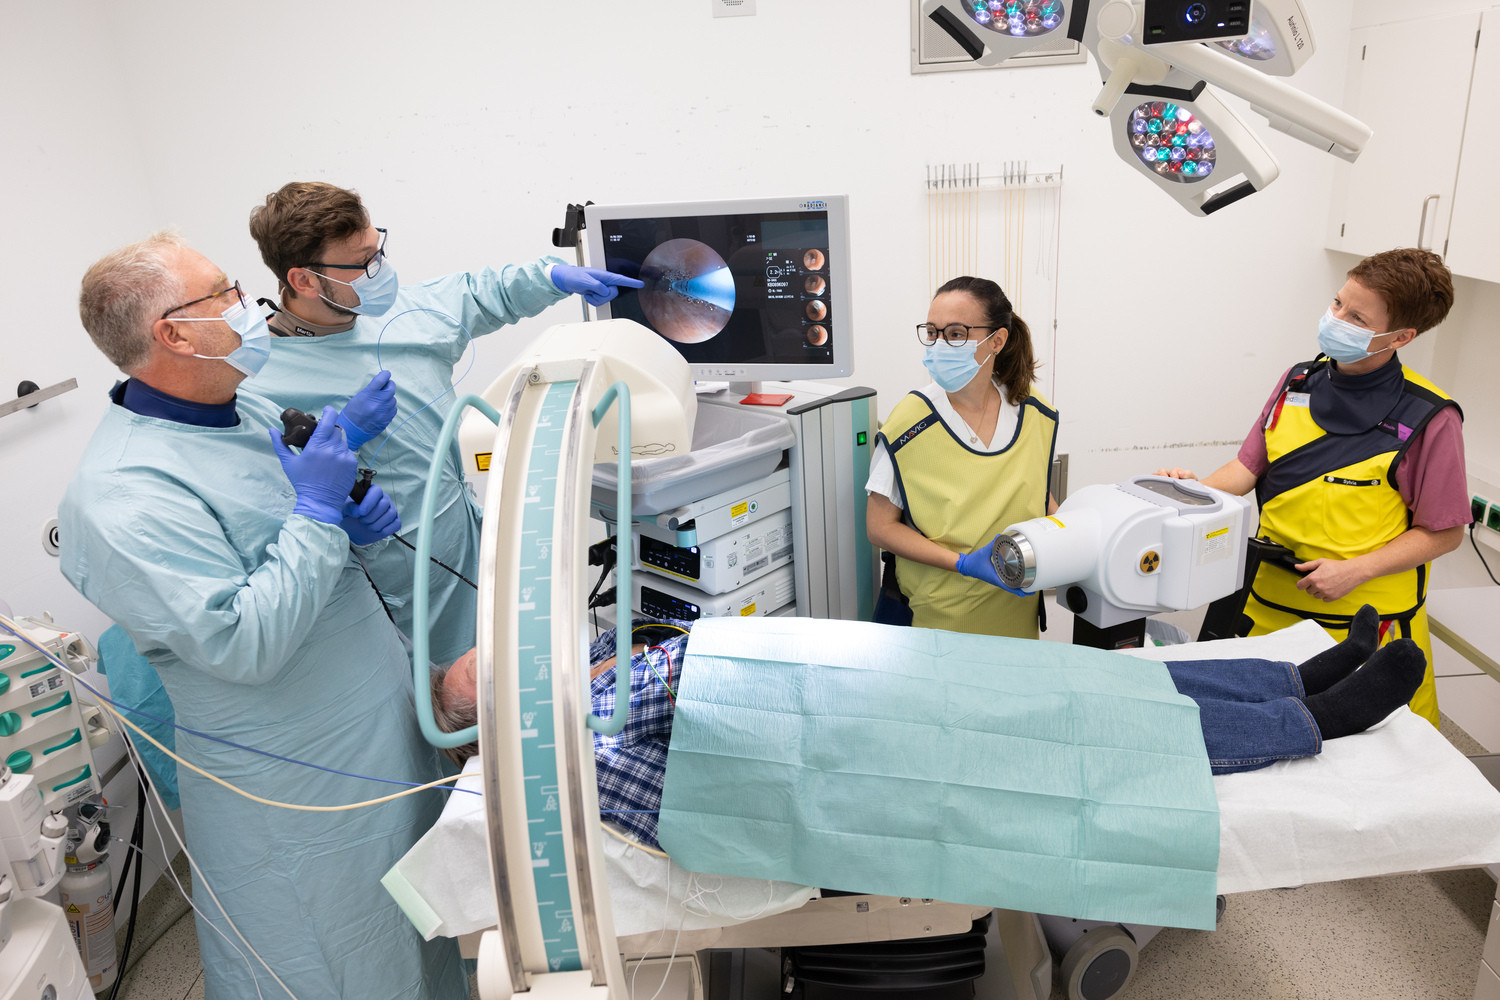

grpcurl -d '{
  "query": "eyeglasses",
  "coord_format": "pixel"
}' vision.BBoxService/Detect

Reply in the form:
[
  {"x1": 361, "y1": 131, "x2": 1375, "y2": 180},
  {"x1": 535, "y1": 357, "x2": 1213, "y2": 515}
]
[
  {"x1": 916, "y1": 322, "x2": 996, "y2": 346},
  {"x1": 304, "y1": 228, "x2": 388, "y2": 280},
  {"x1": 161, "y1": 280, "x2": 247, "y2": 320}
]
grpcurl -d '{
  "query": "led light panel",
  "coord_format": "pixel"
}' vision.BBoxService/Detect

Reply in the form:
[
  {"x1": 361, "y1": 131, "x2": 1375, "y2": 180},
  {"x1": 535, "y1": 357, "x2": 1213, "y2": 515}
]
[
  {"x1": 1128, "y1": 102, "x2": 1217, "y2": 182},
  {"x1": 965, "y1": 0, "x2": 1066, "y2": 36}
]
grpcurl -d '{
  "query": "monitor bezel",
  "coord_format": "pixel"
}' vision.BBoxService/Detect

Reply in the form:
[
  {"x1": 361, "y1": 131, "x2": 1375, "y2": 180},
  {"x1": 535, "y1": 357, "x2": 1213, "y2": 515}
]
[{"x1": 584, "y1": 194, "x2": 853, "y2": 383}]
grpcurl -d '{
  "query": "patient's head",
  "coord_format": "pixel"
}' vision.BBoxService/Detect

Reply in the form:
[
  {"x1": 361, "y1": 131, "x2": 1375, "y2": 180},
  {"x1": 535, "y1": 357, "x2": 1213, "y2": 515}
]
[{"x1": 431, "y1": 651, "x2": 479, "y2": 766}]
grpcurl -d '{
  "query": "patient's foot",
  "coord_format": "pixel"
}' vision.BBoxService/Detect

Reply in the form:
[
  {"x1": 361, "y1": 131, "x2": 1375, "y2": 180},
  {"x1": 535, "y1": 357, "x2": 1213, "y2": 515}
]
[
  {"x1": 1296, "y1": 604, "x2": 1380, "y2": 695},
  {"x1": 1303, "y1": 638, "x2": 1425, "y2": 741}
]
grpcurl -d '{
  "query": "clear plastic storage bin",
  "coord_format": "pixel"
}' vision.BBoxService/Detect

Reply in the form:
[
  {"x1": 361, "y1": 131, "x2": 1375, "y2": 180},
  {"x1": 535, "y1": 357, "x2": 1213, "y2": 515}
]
[{"x1": 592, "y1": 403, "x2": 795, "y2": 515}]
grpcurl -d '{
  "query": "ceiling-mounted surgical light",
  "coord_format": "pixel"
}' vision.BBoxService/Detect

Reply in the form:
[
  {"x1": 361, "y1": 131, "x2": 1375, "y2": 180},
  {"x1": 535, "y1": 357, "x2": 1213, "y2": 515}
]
[
  {"x1": 965, "y1": 0, "x2": 1066, "y2": 37},
  {"x1": 1211, "y1": 0, "x2": 1314, "y2": 76},
  {"x1": 1127, "y1": 102, "x2": 1217, "y2": 182},
  {"x1": 919, "y1": 0, "x2": 1367, "y2": 216},
  {"x1": 1109, "y1": 88, "x2": 1278, "y2": 214}
]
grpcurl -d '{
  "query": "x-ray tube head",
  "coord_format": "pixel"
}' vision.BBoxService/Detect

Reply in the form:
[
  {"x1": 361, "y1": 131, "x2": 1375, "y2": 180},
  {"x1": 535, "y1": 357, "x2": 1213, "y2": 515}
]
[{"x1": 990, "y1": 510, "x2": 1102, "y2": 594}]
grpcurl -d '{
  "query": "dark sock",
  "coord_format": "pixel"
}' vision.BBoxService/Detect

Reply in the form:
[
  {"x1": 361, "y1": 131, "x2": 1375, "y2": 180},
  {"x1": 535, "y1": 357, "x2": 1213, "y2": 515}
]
[
  {"x1": 1296, "y1": 604, "x2": 1381, "y2": 695},
  {"x1": 1303, "y1": 638, "x2": 1426, "y2": 741}
]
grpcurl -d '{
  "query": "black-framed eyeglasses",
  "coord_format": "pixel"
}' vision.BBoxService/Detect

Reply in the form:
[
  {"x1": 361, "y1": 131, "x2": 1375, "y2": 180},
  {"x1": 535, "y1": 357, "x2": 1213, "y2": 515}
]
[
  {"x1": 916, "y1": 322, "x2": 995, "y2": 346},
  {"x1": 161, "y1": 280, "x2": 247, "y2": 320},
  {"x1": 304, "y1": 228, "x2": 388, "y2": 280}
]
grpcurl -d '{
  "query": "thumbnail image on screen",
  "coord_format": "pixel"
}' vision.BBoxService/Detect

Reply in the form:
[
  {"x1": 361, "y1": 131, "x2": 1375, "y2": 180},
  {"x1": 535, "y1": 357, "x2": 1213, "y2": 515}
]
[{"x1": 596, "y1": 211, "x2": 834, "y2": 367}]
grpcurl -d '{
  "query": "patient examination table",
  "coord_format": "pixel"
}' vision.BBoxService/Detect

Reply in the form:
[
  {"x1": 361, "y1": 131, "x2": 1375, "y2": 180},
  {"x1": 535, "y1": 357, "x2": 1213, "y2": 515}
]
[{"x1": 385, "y1": 621, "x2": 1500, "y2": 999}]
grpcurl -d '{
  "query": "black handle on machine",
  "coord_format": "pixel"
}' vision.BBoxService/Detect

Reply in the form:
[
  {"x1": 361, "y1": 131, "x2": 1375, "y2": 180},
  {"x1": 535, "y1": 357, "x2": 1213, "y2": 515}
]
[
  {"x1": 279, "y1": 407, "x2": 376, "y2": 502},
  {"x1": 1198, "y1": 537, "x2": 1309, "y2": 642}
]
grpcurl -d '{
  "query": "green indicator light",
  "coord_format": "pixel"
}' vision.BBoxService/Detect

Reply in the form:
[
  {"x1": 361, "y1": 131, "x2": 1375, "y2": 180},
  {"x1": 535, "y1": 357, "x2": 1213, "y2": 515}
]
[{"x1": 856, "y1": 431, "x2": 867, "y2": 446}]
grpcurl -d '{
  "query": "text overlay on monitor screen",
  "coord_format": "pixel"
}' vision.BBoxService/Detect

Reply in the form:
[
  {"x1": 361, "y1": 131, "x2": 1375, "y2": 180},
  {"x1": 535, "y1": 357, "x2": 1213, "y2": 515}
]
[{"x1": 585, "y1": 195, "x2": 852, "y2": 384}]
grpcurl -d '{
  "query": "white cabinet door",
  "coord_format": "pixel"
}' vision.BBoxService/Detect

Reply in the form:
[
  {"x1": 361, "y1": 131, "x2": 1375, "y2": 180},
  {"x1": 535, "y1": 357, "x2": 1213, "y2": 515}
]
[
  {"x1": 1325, "y1": 12, "x2": 1481, "y2": 258},
  {"x1": 1443, "y1": 13, "x2": 1500, "y2": 283}
]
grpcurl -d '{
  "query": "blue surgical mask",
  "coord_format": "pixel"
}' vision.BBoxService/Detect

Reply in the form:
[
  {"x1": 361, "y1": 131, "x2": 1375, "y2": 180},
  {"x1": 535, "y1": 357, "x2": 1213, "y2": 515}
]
[
  {"x1": 1317, "y1": 308, "x2": 1394, "y2": 365},
  {"x1": 922, "y1": 333, "x2": 996, "y2": 392},
  {"x1": 183, "y1": 297, "x2": 272, "y2": 376},
  {"x1": 317, "y1": 258, "x2": 400, "y2": 317}
]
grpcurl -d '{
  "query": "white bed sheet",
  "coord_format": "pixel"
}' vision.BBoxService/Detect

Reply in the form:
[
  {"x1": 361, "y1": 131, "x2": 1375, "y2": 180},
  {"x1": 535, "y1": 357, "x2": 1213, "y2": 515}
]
[
  {"x1": 380, "y1": 758, "x2": 819, "y2": 942},
  {"x1": 1124, "y1": 620, "x2": 1500, "y2": 893},
  {"x1": 384, "y1": 622, "x2": 1500, "y2": 941}
]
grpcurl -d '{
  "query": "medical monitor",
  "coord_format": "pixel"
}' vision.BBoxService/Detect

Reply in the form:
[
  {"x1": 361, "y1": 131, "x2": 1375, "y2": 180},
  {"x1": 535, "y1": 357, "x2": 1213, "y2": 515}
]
[{"x1": 584, "y1": 195, "x2": 852, "y2": 384}]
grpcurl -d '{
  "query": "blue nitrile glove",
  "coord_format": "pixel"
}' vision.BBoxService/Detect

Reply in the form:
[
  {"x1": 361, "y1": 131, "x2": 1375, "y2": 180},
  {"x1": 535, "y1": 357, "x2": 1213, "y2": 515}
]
[
  {"x1": 335, "y1": 370, "x2": 397, "y2": 449},
  {"x1": 550, "y1": 264, "x2": 645, "y2": 306},
  {"x1": 956, "y1": 535, "x2": 1032, "y2": 597},
  {"x1": 269, "y1": 405, "x2": 358, "y2": 525},
  {"x1": 339, "y1": 485, "x2": 401, "y2": 546}
]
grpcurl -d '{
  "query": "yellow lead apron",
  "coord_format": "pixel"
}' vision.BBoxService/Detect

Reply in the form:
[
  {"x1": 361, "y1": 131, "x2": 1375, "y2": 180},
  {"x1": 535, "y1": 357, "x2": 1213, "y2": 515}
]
[
  {"x1": 876, "y1": 387, "x2": 1058, "y2": 638},
  {"x1": 1250, "y1": 359, "x2": 1459, "y2": 728}
]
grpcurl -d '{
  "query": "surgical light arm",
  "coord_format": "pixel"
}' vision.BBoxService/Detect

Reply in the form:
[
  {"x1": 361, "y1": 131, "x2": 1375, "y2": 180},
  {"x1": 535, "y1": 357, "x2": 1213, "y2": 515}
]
[{"x1": 921, "y1": 0, "x2": 1371, "y2": 213}]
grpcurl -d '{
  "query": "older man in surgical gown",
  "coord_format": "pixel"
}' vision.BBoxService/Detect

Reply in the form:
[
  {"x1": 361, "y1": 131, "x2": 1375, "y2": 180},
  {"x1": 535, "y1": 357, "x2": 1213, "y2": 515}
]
[{"x1": 59, "y1": 233, "x2": 465, "y2": 1000}]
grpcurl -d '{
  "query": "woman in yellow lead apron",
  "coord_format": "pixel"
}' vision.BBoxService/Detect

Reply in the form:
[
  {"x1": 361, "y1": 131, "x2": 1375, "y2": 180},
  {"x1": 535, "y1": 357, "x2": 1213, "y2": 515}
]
[
  {"x1": 1157, "y1": 248, "x2": 1470, "y2": 727},
  {"x1": 866, "y1": 276, "x2": 1057, "y2": 638}
]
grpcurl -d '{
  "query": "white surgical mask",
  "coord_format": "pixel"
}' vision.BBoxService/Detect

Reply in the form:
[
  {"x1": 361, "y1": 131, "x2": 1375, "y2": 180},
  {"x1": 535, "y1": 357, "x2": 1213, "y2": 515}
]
[
  {"x1": 181, "y1": 298, "x2": 272, "y2": 376},
  {"x1": 922, "y1": 332, "x2": 997, "y2": 392},
  {"x1": 1317, "y1": 308, "x2": 1394, "y2": 365},
  {"x1": 317, "y1": 256, "x2": 399, "y2": 316}
]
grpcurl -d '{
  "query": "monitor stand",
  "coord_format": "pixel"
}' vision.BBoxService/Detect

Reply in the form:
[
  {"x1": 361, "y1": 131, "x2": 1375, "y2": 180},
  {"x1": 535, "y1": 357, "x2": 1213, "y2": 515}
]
[{"x1": 729, "y1": 381, "x2": 763, "y2": 395}]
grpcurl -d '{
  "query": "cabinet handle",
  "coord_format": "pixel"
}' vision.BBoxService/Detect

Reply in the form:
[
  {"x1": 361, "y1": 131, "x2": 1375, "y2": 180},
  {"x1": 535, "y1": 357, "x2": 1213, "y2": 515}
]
[{"x1": 1417, "y1": 194, "x2": 1440, "y2": 251}]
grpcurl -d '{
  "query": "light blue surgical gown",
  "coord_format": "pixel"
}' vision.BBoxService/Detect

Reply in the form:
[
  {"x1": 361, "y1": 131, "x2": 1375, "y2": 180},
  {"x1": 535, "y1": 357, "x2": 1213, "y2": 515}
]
[
  {"x1": 248, "y1": 261, "x2": 566, "y2": 668},
  {"x1": 58, "y1": 391, "x2": 466, "y2": 1000}
]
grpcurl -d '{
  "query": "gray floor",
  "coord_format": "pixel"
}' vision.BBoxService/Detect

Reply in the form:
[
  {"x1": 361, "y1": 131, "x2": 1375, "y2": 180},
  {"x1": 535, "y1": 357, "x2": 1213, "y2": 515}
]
[{"x1": 111, "y1": 715, "x2": 1498, "y2": 1000}]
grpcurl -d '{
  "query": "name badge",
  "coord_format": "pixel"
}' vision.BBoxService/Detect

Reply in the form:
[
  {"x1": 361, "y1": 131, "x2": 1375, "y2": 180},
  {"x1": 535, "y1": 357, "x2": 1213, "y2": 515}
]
[{"x1": 1284, "y1": 391, "x2": 1310, "y2": 408}]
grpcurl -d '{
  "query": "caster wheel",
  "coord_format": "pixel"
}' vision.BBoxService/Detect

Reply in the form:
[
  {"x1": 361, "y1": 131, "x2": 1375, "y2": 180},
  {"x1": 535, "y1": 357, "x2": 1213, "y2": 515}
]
[{"x1": 1059, "y1": 924, "x2": 1137, "y2": 1000}]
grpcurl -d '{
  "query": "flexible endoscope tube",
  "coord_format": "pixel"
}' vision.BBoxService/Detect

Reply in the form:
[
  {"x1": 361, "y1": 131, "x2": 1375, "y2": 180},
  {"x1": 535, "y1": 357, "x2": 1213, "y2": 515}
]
[{"x1": 413, "y1": 393, "x2": 500, "y2": 750}]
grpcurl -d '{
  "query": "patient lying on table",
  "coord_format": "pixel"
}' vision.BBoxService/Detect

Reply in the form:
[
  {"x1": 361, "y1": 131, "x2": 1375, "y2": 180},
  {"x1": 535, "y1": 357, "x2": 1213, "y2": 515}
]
[{"x1": 430, "y1": 607, "x2": 1423, "y2": 853}]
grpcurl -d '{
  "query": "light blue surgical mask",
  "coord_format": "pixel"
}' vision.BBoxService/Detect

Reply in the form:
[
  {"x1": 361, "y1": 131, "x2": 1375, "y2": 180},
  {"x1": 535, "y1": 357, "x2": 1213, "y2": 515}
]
[
  {"x1": 922, "y1": 332, "x2": 996, "y2": 392},
  {"x1": 1317, "y1": 308, "x2": 1394, "y2": 365},
  {"x1": 317, "y1": 257, "x2": 399, "y2": 317},
  {"x1": 182, "y1": 298, "x2": 272, "y2": 376}
]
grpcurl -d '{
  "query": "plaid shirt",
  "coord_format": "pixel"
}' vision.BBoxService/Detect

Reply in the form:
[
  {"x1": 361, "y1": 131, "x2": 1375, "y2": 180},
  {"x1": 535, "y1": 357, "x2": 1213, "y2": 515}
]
[{"x1": 587, "y1": 619, "x2": 693, "y2": 850}]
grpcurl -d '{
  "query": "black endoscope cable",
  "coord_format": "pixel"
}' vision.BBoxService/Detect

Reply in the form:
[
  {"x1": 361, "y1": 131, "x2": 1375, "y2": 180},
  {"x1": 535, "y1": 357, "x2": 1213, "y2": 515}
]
[
  {"x1": 1471, "y1": 524, "x2": 1500, "y2": 586},
  {"x1": 393, "y1": 535, "x2": 478, "y2": 590}
]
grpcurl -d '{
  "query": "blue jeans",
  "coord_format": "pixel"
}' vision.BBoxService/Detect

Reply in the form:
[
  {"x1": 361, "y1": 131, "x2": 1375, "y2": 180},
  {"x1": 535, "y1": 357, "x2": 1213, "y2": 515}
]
[{"x1": 1165, "y1": 658, "x2": 1320, "y2": 774}]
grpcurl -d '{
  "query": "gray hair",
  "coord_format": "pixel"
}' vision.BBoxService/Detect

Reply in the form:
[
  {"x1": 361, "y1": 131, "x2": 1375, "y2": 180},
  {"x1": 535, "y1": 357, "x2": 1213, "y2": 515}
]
[
  {"x1": 78, "y1": 231, "x2": 188, "y2": 374},
  {"x1": 430, "y1": 664, "x2": 479, "y2": 767}
]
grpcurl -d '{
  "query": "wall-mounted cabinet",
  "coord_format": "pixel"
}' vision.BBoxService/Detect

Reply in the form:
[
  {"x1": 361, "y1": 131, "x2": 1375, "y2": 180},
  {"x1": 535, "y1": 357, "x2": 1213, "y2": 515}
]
[{"x1": 1327, "y1": 8, "x2": 1500, "y2": 285}]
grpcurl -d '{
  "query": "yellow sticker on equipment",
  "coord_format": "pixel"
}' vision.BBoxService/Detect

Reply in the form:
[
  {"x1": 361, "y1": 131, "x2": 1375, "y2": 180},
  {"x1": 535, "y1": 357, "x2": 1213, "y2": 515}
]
[
  {"x1": 1047, "y1": 516, "x2": 1065, "y2": 528},
  {"x1": 1205, "y1": 526, "x2": 1229, "y2": 539},
  {"x1": 740, "y1": 603, "x2": 757, "y2": 616},
  {"x1": 475, "y1": 453, "x2": 492, "y2": 472},
  {"x1": 731, "y1": 501, "x2": 749, "y2": 519}
]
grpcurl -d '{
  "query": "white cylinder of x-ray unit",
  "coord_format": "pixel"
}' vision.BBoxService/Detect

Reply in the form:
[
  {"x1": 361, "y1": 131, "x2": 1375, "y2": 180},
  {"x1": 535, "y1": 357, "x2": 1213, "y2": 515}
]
[
  {"x1": 60, "y1": 856, "x2": 117, "y2": 992},
  {"x1": 994, "y1": 507, "x2": 1103, "y2": 593}
]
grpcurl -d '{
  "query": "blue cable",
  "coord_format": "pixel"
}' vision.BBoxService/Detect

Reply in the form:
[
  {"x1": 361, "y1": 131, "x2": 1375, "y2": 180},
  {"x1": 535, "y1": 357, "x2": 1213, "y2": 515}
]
[{"x1": 368, "y1": 306, "x2": 476, "y2": 465}]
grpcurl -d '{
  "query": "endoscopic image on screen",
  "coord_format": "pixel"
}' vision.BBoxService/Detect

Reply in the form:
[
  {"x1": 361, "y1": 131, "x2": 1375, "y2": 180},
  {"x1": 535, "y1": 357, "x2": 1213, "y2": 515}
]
[
  {"x1": 597, "y1": 211, "x2": 835, "y2": 368},
  {"x1": 638, "y1": 238, "x2": 735, "y2": 344}
]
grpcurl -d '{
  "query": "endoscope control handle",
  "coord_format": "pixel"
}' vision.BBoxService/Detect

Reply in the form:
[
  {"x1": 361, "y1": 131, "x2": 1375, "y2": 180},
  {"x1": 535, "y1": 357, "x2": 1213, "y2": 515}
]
[
  {"x1": 279, "y1": 407, "x2": 376, "y2": 501},
  {"x1": 279, "y1": 407, "x2": 318, "y2": 449},
  {"x1": 350, "y1": 469, "x2": 376, "y2": 504}
]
